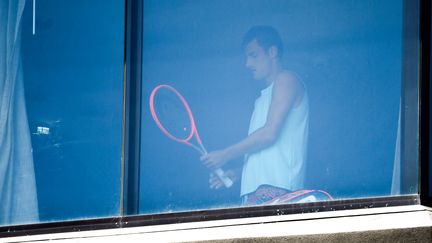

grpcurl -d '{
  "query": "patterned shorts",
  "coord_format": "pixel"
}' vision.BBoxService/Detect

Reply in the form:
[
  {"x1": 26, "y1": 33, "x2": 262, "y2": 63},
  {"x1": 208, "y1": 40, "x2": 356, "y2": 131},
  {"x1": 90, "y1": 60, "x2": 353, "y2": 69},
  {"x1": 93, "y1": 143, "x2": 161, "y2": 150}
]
[{"x1": 242, "y1": 184, "x2": 333, "y2": 206}]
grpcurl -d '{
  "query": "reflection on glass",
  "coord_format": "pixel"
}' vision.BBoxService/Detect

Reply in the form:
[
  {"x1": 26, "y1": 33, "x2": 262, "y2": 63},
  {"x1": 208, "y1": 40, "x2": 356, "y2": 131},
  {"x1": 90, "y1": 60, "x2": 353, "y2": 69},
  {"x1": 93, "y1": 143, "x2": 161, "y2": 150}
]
[
  {"x1": 140, "y1": 0, "x2": 416, "y2": 214},
  {"x1": 1, "y1": 0, "x2": 124, "y2": 226}
]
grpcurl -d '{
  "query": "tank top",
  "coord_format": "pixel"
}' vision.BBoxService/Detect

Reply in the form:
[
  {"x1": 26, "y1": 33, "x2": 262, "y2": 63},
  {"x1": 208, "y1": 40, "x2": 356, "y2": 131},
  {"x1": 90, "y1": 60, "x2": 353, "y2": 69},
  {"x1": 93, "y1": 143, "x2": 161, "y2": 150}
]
[{"x1": 241, "y1": 82, "x2": 309, "y2": 196}]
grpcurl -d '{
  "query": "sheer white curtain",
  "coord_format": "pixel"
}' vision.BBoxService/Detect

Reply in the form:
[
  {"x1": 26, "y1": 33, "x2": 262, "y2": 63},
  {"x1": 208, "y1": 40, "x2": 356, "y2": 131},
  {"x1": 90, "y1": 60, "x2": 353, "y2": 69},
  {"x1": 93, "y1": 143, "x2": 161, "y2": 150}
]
[{"x1": 0, "y1": 0, "x2": 38, "y2": 224}]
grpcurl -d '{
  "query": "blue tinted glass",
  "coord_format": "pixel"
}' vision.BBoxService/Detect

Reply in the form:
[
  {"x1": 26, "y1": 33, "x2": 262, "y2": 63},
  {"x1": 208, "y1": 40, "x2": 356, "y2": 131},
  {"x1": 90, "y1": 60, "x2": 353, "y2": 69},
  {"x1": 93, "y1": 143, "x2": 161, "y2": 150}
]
[
  {"x1": 140, "y1": 0, "x2": 417, "y2": 214},
  {"x1": 0, "y1": 0, "x2": 124, "y2": 226}
]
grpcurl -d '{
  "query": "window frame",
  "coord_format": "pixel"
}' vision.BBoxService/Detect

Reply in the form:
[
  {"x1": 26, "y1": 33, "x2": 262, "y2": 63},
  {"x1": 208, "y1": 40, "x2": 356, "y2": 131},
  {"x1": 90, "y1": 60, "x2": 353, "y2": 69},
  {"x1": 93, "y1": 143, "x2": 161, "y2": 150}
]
[{"x1": 420, "y1": 0, "x2": 432, "y2": 206}]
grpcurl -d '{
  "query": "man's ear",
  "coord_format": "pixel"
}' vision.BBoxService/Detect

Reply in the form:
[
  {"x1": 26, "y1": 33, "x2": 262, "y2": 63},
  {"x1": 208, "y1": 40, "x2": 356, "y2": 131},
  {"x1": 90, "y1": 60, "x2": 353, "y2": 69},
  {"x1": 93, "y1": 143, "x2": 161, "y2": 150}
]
[{"x1": 268, "y1": 46, "x2": 278, "y2": 59}]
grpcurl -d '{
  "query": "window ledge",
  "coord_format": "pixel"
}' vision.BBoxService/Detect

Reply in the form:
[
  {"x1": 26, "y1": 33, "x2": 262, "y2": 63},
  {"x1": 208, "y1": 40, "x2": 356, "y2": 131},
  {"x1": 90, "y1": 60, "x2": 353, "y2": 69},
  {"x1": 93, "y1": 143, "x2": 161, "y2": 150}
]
[{"x1": 4, "y1": 205, "x2": 432, "y2": 242}]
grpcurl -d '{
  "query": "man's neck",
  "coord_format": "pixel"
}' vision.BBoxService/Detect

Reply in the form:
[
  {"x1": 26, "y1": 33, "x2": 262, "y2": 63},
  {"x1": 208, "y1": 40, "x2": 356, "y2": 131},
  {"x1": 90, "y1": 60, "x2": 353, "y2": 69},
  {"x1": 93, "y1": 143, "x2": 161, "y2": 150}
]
[{"x1": 264, "y1": 61, "x2": 283, "y2": 86}]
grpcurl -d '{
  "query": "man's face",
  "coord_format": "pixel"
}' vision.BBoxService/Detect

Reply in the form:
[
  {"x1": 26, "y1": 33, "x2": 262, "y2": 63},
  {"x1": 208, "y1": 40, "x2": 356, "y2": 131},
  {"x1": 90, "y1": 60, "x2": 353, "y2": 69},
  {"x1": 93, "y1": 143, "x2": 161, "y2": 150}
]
[{"x1": 245, "y1": 39, "x2": 272, "y2": 80}]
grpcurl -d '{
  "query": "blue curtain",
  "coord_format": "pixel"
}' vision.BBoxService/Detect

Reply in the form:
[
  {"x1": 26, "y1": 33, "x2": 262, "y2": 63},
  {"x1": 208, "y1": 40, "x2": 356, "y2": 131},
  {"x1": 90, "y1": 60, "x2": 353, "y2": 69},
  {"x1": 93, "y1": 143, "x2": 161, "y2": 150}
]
[{"x1": 0, "y1": 0, "x2": 38, "y2": 225}]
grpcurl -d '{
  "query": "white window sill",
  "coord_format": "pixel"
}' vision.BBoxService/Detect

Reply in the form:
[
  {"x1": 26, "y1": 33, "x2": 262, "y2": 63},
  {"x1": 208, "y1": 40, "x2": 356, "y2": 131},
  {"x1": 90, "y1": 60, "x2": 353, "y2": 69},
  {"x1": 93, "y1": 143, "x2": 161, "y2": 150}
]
[{"x1": 3, "y1": 205, "x2": 432, "y2": 242}]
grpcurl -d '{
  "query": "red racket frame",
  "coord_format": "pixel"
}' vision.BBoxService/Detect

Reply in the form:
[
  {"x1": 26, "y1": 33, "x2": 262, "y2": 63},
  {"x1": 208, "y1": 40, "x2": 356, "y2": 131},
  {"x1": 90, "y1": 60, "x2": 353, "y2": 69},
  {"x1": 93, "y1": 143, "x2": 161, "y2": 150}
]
[
  {"x1": 149, "y1": 84, "x2": 206, "y2": 155},
  {"x1": 149, "y1": 84, "x2": 233, "y2": 188}
]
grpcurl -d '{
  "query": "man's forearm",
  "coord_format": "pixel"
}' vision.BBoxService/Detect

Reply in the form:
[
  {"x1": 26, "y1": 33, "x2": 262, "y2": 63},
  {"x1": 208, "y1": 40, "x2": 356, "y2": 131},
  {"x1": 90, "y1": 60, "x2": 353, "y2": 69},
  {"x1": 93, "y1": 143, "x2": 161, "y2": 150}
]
[{"x1": 224, "y1": 126, "x2": 277, "y2": 162}]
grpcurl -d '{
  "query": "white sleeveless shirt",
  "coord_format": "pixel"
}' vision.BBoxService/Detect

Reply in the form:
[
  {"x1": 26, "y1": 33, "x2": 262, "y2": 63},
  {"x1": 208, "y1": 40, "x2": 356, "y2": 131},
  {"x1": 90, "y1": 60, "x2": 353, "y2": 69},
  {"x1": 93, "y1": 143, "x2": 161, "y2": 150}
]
[{"x1": 241, "y1": 82, "x2": 309, "y2": 196}]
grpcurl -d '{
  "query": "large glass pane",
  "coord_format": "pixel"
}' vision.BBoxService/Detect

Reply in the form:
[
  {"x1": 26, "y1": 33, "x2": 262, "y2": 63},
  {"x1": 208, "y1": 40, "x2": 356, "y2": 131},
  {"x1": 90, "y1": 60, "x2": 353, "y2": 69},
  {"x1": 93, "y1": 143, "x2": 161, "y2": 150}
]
[
  {"x1": 140, "y1": 0, "x2": 418, "y2": 214},
  {"x1": 0, "y1": 0, "x2": 124, "y2": 226}
]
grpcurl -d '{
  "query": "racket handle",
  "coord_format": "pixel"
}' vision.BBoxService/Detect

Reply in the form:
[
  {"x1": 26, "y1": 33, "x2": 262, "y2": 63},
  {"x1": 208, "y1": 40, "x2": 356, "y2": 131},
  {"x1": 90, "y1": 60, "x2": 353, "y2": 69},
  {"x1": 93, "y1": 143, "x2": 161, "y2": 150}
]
[{"x1": 214, "y1": 168, "x2": 233, "y2": 188}]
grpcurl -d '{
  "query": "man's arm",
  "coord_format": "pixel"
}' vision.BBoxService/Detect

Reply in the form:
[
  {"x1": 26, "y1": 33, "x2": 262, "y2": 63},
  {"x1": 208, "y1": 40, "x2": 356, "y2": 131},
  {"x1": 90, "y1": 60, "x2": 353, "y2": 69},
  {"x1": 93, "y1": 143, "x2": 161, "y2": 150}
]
[{"x1": 201, "y1": 71, "x2": 304, "y2": 169}]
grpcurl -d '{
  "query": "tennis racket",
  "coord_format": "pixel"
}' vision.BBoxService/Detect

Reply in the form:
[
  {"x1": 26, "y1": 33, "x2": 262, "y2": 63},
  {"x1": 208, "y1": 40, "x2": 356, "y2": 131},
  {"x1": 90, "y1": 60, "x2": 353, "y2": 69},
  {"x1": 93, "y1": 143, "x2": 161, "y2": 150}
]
[{"x1": 149, "y1": 84, "x2": 233, "y2": 188}]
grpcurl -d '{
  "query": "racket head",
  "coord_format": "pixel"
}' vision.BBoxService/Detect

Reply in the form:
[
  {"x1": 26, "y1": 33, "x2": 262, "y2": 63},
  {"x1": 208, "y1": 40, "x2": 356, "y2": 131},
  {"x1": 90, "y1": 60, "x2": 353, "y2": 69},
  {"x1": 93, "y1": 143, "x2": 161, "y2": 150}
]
[{"x1": 149, "y1": 85, "x2": 197, "y2": 144}]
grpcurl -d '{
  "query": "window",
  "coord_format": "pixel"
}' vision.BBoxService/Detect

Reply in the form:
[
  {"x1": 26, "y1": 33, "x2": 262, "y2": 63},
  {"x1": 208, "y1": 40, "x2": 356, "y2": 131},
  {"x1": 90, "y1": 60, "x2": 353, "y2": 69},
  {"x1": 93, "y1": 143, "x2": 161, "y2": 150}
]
[
  {"x1": 138, "y1": 0, "x2": 418, "y2": 214},
  {"x1": 0, "y1": 0, "x2": 124, "y2": 225},
  {"x1": 0, "y1": 0, "x2": 427, "y2": 237}
]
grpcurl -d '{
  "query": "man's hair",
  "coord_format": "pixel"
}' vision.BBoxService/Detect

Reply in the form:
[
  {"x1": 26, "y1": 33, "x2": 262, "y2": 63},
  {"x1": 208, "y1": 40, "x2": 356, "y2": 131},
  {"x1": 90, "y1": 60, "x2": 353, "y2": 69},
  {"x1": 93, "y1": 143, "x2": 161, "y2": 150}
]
[{"x1": 242, "y1": 26, "x2": 284, "y2": 57}]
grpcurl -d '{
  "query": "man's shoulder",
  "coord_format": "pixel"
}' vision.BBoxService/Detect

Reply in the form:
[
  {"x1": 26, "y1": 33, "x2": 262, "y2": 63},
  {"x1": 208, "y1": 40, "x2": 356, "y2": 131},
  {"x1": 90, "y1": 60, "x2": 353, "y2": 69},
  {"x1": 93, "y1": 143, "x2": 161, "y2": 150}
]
[
  {"x1": 274, "y1": 70, "x2": 306, "y2": 104},
  {"x1": 275, "y1": 70, "x2": 302, "y2": 88}
]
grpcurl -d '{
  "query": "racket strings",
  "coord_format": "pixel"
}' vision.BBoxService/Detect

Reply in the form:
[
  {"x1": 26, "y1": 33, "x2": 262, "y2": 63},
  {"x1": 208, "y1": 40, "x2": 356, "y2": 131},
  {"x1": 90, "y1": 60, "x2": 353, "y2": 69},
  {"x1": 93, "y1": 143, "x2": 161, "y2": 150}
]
[{"x1": 153, "y1": 89, "x2": 193, "y2": 140}]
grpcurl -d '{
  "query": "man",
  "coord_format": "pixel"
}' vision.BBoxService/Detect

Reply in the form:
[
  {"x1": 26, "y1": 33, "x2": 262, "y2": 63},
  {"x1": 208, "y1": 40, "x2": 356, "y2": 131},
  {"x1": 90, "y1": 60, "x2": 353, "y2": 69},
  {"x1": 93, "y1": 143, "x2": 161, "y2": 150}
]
[{"x1": 201, "y1": 26, "x2": 309, "y2": 205}]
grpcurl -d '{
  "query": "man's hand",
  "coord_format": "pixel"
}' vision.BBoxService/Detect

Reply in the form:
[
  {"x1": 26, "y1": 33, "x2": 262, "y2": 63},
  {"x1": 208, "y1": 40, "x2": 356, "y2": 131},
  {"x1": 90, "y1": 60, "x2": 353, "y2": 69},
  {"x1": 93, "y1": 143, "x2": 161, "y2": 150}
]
[
  {"x1": 209, "y1": 169, "x2": 237, "y2": 189},
  {"x1": 201, "y1": 150, "x2": 230, "y2": 169}
]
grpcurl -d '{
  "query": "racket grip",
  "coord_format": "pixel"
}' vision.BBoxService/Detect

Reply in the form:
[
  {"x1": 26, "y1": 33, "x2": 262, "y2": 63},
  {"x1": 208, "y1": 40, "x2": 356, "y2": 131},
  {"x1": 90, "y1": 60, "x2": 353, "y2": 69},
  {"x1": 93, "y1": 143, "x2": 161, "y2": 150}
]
[{"x1": 214, "y1": 168, "x2": 233, "y2": 188}]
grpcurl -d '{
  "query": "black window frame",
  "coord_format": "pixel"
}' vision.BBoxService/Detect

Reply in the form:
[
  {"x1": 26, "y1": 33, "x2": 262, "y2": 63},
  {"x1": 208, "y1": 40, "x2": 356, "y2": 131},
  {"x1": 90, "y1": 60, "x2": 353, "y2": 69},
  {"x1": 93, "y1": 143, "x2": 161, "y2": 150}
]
[{"x1": 420, "y1": 0, "x2": 432, "y2": 206}]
